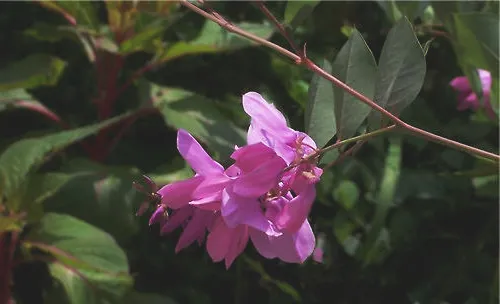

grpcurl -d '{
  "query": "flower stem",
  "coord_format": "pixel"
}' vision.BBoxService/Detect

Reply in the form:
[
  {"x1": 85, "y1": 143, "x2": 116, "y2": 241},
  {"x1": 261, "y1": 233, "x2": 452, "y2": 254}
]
[{"x1": 181, "y1": 1, "x2": 500, "y2": 163}]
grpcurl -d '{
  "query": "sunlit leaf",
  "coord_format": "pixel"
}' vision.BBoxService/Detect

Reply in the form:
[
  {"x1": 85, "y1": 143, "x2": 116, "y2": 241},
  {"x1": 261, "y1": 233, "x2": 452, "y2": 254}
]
[
  {"x1": 0, "y1": 114, "x2": 130, "y2": 203},
  {"x1": 158, "y1": 21, "x2": 274, "y2": 62}
]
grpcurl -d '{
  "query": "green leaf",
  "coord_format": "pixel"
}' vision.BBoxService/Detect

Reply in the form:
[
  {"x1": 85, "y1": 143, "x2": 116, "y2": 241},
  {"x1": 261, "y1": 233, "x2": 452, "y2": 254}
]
[
  {"x1": 139, "y1": 80, "x2": 246, "y2": 159},
  {"x1": 332, "y1": 29, "x2": 377, "y2": 140},
  {"x1": 159, "y1": 21, "x2": 274, "y2": 62},
  {"x1": 26, "y1": 213, "x2": 132, "y2": 302},
  {"x1": 305, "y1": 59, "x2": 336, "y2": 148},
  {"x1": 369, "y1": 17, "x2": 426, "y2": 129},
  {"x1": 333, "y1": 180, "x2": 359, "y2": 210},
  {"x1": 0, "y1": 114, "x2": 129, "y2": 203},
  {"x1": 25, "y1": 23, "x2": 97, "y2": 62},
  {"x1": 39, "y1": 1, "x2": 100, "y2": 31},
  {"x1": 284, "y1": 1, "x2": 320, "y2": 28},
  {"x1": 361, "y1": 136, "x2": 402, "y2": 265},
  {"x1": 0, "y1": 54, "x2": 67, "y2": 91},
  {"x1": 119, "y1": 16, "x2": 169, "y2": 54},
  {"x1": 453, "y1": 12, "x2": 499, "y2": 77},
  {"x1": 44, "y1": 159, "x2": 144, "y2": 243}
]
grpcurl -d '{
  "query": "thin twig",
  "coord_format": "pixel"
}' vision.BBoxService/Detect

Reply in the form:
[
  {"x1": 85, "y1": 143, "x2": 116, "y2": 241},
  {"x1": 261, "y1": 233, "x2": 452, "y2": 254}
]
[
  {"x1": 181, "y1": 1, "x2": 500, "y2": 163},
  {"x1": 254, "y1": 1, "x2": 301, "y2": 56}
]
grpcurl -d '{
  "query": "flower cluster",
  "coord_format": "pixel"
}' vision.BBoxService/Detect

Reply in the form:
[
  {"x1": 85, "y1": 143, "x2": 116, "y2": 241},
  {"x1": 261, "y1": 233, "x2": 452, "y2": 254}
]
[
  {"x1": 147, "y1": 92, "x2": 323, "y2": 268},
  {"x1": 449, "y1": 69, "x2": 496, "y2": 120}
]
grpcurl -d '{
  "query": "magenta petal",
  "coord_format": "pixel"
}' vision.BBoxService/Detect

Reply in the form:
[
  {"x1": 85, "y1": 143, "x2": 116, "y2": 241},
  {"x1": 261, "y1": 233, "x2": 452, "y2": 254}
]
[
  {"x1": 192, "y1": 173, "x2": 229, "y2": 198},
  {"x1": 149, "y1": 206, "x2": 166, "y2": 226},
  {"x1": 232, "y1": 155, "x2": 285, "y2": 197},
  {"x1": 275, "y1": 185, "x2": 316, "y2": 233},
  {"x1": 249, "y1": 229, "x2": 278, "y2": 259},
  {"x1": 161, "y1": 206, "x2": 193, "y2": 235},
  {"x1": 157, "y1": 175, "x2": 203, "y2": 209},
  {"x1": 242, "y1": 92, "x2": 295, "y2": 141},
  {"x1": 177, "y1": 129, "x2": 224, "y2": 175},
  {"x1": 231, "y1": 142, "x2": 276, "y2": 173},
  {"x1": 221, "y1": 188, "x2": 281, "y2": 236},
  {"x1": 450, "y1": 75, "x2": 471, "y2": 93},
  {"x1": 175, "y1": 209, "x2": 211, "y2": 252},
  {"x1": 251, "y1": 220, "x2": 315, "y2": 263},
  {"x1": 206, "y1": 217, "x2": 233, "y2": 262},
  {"x1": 189, "y1": 193, "x2": 221, "y2": 210},
  {"x1": 224, "y1": 225, "x2": 249, "y2": 269}
]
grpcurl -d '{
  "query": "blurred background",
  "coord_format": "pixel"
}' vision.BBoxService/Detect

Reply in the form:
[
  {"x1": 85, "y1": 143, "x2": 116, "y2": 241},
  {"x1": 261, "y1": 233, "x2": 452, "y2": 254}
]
[{"x1": 0, "y1": 1, "x2": 498, "y2": 304}]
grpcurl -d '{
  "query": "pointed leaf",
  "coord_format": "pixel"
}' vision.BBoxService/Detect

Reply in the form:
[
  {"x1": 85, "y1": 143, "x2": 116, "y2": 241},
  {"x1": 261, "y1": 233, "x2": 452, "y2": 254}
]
[
  {"x1": 26, "y1": 213, "x2": 132, "y2": 302},
  {"x1": 369, "y1": 17, "x2": 426, "y2": 129},
  {"x1": 0, "y1": 113, "x2": 130, "y2": 202},
  {"x1": 305, "y1": 59, "x2": 336, "y2": 148},
  {"x1": 39, "y1": 1, "x2": 100, "y2": 31},
  {"x1": 139, "y1": 80, "x2": 246, "y2": 158},
  {"x1": 332, "y1": 29, "x2": 376, "y2": 140},
  {"x1": 0, "y1": 54, "x2": 67, "y2": 91},
  {"x1": 284, "y1": 1, "x2": 320, "y2": 28}
]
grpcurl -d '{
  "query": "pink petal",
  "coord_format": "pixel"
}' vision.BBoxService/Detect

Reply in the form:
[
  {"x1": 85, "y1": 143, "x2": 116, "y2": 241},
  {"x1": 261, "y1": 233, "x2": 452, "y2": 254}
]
[
  {"x1": 247, "y1": 122, "x2": 296, "y2": 164},
  {"x1": 251, "y1": 220, "x2": 315, "y2": 263},
  {"x1": 189, "y1": 193, "x2": 221, "y2": 210},
  {"x1": 231, "y1": 142, "x2": 276, "y2": 173},
  {"x1": 232, "y1": 155, "x2": 285, "y2": 197},
  {"x1": 192, "y1": 173, "x2": 229, "y2": 198},
  {"x1": 224, "y1": 225, "x2": 249, "y2": 269},
  {"x1": 450, "y1": 75, "x2": 471, "y2": 93},
  {"x1": 275, "y1": 185, "x2": 316, "y2": 233},
  {"x1": 175, "y1": 209, "x2": 213, "y2": 252},
  {"x1": 312, "y1": 247, "x2": 324, "y2": 263},
  {"x1": 242, "y1": 92, "x2": 295, "y2": 141},
  {"x1": 206, "y1": 217, "x2": 233, "y2": 262},
  {"x1": 161, "y1": 206, "x2": 194, "y2": 235},
  {"x1": 149, "y1": 206, "x2": 166, "y2": 226},
  {"x1": 478, "y1": 69, "x2": 492, "y2": 92},
  {"x1": 157, "y1": 175, "x2": 203, "y2": 209},
  {"x1": 177, "y1": 129, "x2": 224, "y2": 175},
  {"x1": 221, "y1": 187, "x2": 281, "y2": 236}
]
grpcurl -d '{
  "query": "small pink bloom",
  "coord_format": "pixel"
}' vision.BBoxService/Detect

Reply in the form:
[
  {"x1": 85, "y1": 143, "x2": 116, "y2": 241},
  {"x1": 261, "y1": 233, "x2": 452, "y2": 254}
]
[{"x1": 449, "y1": 69, "x2": 496, "y2": 119}]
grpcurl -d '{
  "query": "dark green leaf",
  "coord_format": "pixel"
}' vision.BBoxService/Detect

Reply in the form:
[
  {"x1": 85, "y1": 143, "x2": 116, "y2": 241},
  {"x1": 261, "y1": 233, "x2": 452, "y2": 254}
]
[
  {"x1": 284, "y1": 1, "x2": 320, "y2": 28},
  {"x1": 44, "y1": 159, "x2": 144, "y2": 243},
  {"x1": 333, "y1": 180, "x2": 359, "y2": 210},
  {"x1": 0, "y1": 114, "x2": 129, "y2": 203},
  {"x1": 332, "y1": 29, "x2": 376, "y2": 140},
  {"x1": 305, "y1": 59, "x2": 336, "y2": 148},
  {"x1": 369, "y1": 17, "x2": 426, "y2": 129},
  {"x1": 140, "y1": 80, "x2": 246, "y2": 159},
  {"x1": 361, "y1": 136, "x2": 401, "y2": 265},
  {"x1": 453, "y1": 12, "x2": 499, "y2": 77},
  {"x1": 26, "y1": 213, "x2": 132, "y2": 302},
  {"x1": 0, "y1": 54, "x2": 67, "y2": 91}
]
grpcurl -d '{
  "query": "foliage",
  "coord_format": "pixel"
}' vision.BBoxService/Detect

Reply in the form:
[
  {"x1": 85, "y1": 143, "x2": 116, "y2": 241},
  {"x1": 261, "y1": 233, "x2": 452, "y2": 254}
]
[{"x1": 0, "y1": 1, "x2": 497, "y2": 304}]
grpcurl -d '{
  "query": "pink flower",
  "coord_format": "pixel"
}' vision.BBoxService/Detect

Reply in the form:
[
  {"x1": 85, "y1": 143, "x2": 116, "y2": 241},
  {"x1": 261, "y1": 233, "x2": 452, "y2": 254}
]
[
  {"x1": 449, "y1": 69, "x2": 496, "y2": 119},
  {"x1": 144, "y1": 92, "x2": 323, "y2": 269}
]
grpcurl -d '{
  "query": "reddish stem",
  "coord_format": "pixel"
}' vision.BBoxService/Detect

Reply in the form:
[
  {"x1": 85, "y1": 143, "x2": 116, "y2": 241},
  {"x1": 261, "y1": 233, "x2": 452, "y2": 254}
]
[{"x1": 0, "y1": 232, "x2": 18, "y2": 304}]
